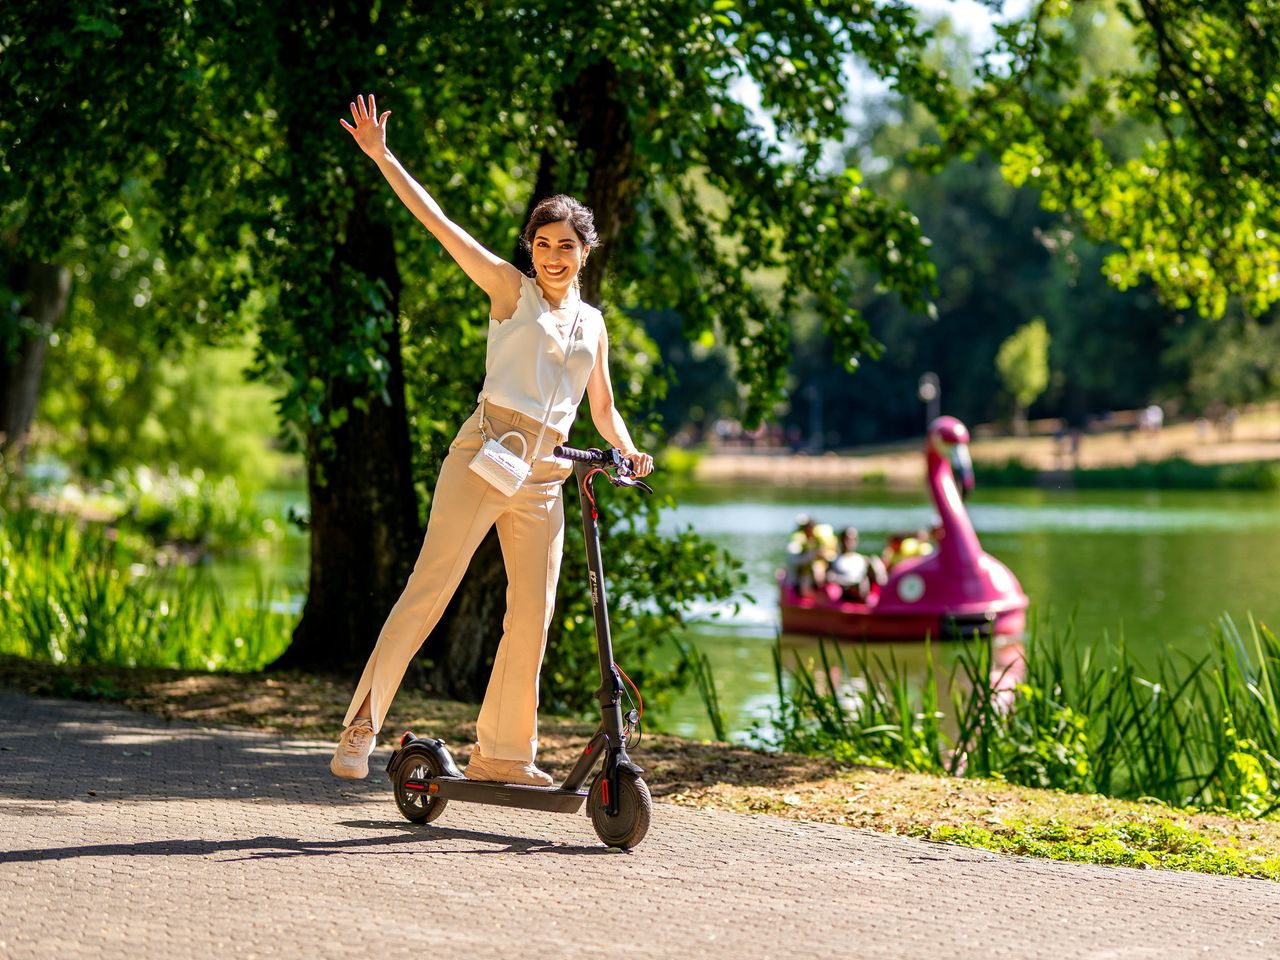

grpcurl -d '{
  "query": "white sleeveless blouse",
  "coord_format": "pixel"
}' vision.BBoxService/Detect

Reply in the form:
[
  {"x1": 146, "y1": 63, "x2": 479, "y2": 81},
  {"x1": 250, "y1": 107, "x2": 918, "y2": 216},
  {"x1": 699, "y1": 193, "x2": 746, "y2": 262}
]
[{"x1": 480, "y1": 274, "x2": 603, "y2": 437}]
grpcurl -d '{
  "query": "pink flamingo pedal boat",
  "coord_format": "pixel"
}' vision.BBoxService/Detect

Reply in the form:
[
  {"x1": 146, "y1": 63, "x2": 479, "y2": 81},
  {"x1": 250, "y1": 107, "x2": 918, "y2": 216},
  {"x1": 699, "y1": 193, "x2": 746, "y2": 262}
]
[{"x1": 779, "y1": 417, "x2": 1028, "y2": 641}]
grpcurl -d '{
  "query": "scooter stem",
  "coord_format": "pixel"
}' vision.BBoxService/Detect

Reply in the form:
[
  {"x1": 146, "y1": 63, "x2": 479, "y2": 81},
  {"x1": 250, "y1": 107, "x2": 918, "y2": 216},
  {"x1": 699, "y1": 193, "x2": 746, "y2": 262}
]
[{"x1": 573, "y1": 462, "x2": 626, "y2": 718}]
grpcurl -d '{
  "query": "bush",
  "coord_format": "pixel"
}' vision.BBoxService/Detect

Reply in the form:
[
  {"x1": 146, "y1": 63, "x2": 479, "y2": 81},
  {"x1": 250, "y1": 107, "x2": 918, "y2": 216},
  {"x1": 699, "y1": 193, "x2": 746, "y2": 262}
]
[
  {"x1": 0, "y1": 494, "x2": 292, "y2": 671},
  {"x1": 766, "y1": 614, "x2": 1280, "y2": 815},
  {"x1": 109, "y1": 464, "x2": 270, "y2": 548}
]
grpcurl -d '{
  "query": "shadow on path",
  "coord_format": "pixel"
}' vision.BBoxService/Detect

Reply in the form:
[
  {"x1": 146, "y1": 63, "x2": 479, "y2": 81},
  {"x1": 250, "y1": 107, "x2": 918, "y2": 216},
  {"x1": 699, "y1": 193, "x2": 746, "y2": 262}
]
[
  {"x1": 0, "y1": 691, "x2": 397, "y2": 807},
  {"x1": 4, "y1": 819, "x2": 616, "y2": 864}
]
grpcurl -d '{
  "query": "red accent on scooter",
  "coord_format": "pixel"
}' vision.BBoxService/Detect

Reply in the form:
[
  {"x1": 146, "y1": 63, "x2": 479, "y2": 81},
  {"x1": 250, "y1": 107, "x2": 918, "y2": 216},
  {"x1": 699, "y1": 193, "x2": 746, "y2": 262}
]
[
  {"x1": 584, "y1": 467, "x2": 610, "y2": 521},
  {"x1": 400, "y1": 732, "x2": 413, "y2": 747},
  {"x1": 601, "y1": 780, "x2": 610, "y2": 805}
]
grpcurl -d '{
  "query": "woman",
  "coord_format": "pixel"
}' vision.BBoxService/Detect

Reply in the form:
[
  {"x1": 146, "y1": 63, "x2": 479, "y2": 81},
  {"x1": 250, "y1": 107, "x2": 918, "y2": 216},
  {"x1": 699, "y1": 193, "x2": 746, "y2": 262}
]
[{"x1": 329, "y1": 94, "x2": 654, "y2": 786}]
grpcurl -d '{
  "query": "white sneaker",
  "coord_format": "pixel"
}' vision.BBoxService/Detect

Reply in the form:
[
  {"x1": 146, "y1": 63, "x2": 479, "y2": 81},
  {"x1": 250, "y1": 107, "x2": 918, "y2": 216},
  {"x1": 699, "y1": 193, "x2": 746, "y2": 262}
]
[
  {"x1": 464, "y1": 743, "x2": 554, "y2": 787},
  {"x1": 329, "y1": 718, "x2": 376, "y2": 779}
]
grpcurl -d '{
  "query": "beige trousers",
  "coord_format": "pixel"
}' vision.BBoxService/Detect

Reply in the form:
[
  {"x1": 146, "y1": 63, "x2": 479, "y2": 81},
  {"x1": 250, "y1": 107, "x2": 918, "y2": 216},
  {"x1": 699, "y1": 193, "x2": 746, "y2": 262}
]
[{"x1": 342, "y1": 401, "x2": 572, "y2": 762}]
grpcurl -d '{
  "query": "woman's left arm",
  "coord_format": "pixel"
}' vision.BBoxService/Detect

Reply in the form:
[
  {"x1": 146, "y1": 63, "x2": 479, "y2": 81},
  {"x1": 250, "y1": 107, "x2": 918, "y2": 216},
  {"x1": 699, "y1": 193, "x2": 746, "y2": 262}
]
[{"x1": 585, "y1": 325, "x2": 654, "y2": 478}]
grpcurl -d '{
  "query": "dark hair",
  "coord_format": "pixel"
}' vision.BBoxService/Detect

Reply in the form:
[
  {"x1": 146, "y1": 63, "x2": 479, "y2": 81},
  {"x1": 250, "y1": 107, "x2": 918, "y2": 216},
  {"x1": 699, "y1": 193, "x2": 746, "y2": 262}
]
[{"x1": 520, "y1": 194, "x2": 599, "y2": 251}]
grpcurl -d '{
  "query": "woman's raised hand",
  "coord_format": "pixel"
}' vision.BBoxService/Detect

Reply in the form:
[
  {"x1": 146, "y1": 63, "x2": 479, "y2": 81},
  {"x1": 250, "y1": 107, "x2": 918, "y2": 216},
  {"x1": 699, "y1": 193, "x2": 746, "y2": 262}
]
[{"x1": 339, "y1": 93, "x2": 391, "y2": 159}]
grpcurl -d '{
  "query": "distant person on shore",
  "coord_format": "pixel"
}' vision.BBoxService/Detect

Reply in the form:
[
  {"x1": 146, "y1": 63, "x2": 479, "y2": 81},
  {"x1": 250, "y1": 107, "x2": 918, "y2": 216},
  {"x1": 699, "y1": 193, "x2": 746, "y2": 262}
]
[
  {"x1": 786, "y1": 514, "x2": 838, "y2": 596},
  {"x1": 1069, "y1": 426, "x2": 1083, "y2": 469},
  {"x1": 827, "y1": 527, "x2": 887, "y2": 602},
  {"x1": 1140, "y1": 404, "x2": 1164, "y2": 434}
]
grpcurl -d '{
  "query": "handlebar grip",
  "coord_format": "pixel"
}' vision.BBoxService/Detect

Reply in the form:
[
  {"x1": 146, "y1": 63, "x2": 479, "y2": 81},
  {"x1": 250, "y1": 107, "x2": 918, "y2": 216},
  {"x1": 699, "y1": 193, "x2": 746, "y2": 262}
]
[{"x1": 553, "y1": 444, "x2": 600, "y2": 463}]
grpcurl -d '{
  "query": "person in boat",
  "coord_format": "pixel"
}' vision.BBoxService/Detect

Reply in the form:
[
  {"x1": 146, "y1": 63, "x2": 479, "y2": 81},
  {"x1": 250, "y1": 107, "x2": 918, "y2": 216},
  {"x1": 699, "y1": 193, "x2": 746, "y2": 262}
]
[
  {"x1": 881, "y1": 528, "x2": 935, "y2": 570},
  {"x1": 785, "y1": 514, "x2": 838, "y2": 596},
  {"x1": 826, "y1": 526, "x2": 887, "y2": 602}
]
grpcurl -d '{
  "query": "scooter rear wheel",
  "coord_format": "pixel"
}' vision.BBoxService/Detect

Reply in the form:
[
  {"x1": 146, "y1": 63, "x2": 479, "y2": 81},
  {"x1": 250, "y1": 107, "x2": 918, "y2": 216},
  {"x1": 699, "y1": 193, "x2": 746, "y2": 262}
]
[
  {"x1": 589, "y1": 768, "x2": 651, "y2": 849},
  {"x1": 392, "y1": 750, "x2": 448, "y2": 824}
]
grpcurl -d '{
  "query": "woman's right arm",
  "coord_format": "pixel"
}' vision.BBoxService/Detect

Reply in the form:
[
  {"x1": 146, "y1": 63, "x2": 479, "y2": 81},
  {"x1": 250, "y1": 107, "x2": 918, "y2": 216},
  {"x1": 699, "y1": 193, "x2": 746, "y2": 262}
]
[{"x1": 340, "y1": 94, "x2": 521, "y2": 316}]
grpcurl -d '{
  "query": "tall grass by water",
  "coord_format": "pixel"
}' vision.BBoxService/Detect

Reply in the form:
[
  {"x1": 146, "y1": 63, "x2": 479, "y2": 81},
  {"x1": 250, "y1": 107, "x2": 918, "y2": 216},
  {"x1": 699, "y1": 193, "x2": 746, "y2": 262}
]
[
  {"x1": 764, "y1": 617, "x2": 1280, "y2": 817},
  {"x1": 976, "y1": 456, "x2": 1280, "y2": 490},
  {"x1": 0, "y1": 497, "x2": 293, "y2": 671}
]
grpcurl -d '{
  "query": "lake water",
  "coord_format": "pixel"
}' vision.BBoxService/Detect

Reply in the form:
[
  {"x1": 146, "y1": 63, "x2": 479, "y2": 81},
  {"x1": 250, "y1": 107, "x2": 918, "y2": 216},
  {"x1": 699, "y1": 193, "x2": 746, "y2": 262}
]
[{"x1": 223, "y1": 483, "x2": 1280, "y2": 742}]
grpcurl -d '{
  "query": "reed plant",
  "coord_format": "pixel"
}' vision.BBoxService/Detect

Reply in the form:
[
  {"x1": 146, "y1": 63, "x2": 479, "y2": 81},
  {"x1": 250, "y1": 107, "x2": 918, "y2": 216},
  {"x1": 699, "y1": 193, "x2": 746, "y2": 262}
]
[
  {"x1": 0, "y1": 497, "x2": 292, "y2": 671},
  {"x1": 672, "y1": 634, "x2": 729, "y2": 741},
  {"x1": 766, "y1": 615, "x2": 1280, "y2": 817}
]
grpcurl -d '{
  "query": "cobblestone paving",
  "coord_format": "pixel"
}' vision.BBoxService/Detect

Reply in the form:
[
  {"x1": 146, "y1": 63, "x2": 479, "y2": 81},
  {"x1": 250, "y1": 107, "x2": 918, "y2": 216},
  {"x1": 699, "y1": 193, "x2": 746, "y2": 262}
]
[{"x1": 1, "y1": 690, "x2": 1277, "y2": 960}]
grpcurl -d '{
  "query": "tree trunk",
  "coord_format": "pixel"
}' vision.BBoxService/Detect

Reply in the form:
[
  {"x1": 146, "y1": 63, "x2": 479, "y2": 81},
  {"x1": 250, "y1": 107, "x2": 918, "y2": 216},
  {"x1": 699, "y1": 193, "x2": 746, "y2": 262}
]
[
  {"x1": 271, "y1": 207, "x2": 422, "y2": 671},
  {"x1": 422, "y1": 56, "x2": 638, "y2": 701},
  {"x1": 266, "y1": 1, "x2": 422, "y2": 671},
  {"x1": 0, "y1": 260, "x2": 71, "y2": 461},
  {"x1": 1012, "y1": 403, "x2": 1028, "y2": 437}
]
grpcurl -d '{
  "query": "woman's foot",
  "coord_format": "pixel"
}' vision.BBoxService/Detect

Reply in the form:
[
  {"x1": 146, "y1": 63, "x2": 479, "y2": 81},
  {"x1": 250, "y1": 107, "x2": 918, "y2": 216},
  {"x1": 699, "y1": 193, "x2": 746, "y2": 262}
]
[
  {"x1": 329, "y1": 718, "x2": 376, "y2": 779},
  {"x1": 464, "y1": 743, "x2": 554, "y2": 787}
]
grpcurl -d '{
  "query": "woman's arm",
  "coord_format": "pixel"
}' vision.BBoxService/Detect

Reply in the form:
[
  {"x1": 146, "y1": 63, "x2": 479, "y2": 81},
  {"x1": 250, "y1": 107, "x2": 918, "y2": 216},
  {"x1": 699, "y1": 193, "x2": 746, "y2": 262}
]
[
  {"x1": 340, "y1": 94, "x2": 521, "y2": 317},
  {"x1": 585, "y1": 325, "x2": 654, "y2": 478}
]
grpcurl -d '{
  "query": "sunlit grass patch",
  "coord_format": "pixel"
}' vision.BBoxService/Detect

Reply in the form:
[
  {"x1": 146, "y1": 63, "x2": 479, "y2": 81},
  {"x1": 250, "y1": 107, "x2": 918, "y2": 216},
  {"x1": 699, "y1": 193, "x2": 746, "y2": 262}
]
[
  {"x1": 0, "y1": 493, "x2": 292, "y2": 672},
  {"x1": 917, "y1": 817, "x2": 1280, "y2": 880}
]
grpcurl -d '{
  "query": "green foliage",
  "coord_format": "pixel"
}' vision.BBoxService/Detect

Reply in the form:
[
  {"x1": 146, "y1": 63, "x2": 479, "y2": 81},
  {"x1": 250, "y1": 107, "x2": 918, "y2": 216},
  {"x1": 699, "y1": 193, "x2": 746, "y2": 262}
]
[
  {"x1": 974, "y1": 457, "x2": 1280, "y2": 491},
  {"x1": 1073, "y1": 459, "x2": 1280, "y2": 492},
  {"x1": 767, "y1": 614, "x2": 1280, "y2": 815},
  {"x1": 655, "y1": 445, "x2": 702, "y2": 481},
  {"x1": 38, "y1": 327, "x2": 292, "y2": 486},
  {"x1": 916, "y1": 818, "x2": 1280, "y2": 881},
  {"x1": 972, "y1": 459, "x2": 1041, "y2": 487},
  {"x1": 931, "y1": 1, "x2": 1280, "y2": 320},
  {"x1": 4, "y1": 0, "x2": 950, "y2": 452},
  {"x1": 542, "y1": 491, "x2": 747, "y2": 719},
  {"x1": 784, "y1": 85, "x2": 1177, "y2": 446},
  {"x1": 1165, "y1": 309, "x2": 1280, "y2": 413},
  {"x1": 0, "y1": 494, "x2": 292, "y2": 671},
  {"x1": 108, "y1": 465, "x2": 272, "y2": 549},
  {"x1": 995, "y1": 318, "x2": 1051, "y2": 416}
]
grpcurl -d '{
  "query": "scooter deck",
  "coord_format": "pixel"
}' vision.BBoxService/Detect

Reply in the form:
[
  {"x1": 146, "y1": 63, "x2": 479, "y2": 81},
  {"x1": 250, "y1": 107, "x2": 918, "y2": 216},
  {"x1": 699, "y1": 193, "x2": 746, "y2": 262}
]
[{"x1": 406, "y1": 776, "x2": 589, "y2": 814}]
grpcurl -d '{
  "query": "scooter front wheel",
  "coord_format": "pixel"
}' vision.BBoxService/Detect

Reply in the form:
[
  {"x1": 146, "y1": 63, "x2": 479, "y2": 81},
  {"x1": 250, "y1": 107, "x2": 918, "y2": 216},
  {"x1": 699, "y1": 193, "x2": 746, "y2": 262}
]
[
  {"x1": 392, "y1": 750, "x2": 448, "y2": 825},
  {"x1": 589, "y1": 768, "x2": 652, "y2": 850}
]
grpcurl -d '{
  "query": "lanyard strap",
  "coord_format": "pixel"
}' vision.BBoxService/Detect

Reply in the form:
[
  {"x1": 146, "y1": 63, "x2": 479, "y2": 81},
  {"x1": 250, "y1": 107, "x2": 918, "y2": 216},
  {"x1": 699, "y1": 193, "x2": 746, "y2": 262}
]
[{"x1": 480, "y1": 307, "x2": 582, "y2": 463}]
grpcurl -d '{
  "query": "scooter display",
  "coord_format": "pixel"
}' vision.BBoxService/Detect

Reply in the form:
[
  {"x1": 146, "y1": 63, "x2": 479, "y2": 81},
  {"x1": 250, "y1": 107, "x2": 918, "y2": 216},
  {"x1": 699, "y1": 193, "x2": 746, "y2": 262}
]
[{"x1": 384, "y1": 444, "x2": 655, "y2": 849}]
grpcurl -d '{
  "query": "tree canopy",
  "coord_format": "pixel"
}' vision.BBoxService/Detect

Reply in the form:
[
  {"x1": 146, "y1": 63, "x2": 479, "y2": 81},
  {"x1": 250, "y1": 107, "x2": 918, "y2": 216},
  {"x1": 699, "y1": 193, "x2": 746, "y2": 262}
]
[
  {"x1": 931, "y1": 0, "x2": 1280, "y2": 320},
  {"x1": 5, "y1": 0, "x2": 1280, "y2": 684}
]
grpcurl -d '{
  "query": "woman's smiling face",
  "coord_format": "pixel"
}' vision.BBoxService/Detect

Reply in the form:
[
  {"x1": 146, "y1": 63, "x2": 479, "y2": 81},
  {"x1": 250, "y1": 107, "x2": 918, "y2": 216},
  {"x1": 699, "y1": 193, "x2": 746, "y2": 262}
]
[{"x1": 531, "y1": 219, "x2": 588, "y2": 297}]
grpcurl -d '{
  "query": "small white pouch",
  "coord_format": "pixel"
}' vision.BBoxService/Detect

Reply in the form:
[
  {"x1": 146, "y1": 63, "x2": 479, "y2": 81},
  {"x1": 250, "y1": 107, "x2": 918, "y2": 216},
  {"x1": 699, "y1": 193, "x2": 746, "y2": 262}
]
[
  {"x1": 469, "y1": 410, "x2": 531, "y2": 498},
  {"x1": 468, "y1": 308, "x2": 582, "y2": 497}
]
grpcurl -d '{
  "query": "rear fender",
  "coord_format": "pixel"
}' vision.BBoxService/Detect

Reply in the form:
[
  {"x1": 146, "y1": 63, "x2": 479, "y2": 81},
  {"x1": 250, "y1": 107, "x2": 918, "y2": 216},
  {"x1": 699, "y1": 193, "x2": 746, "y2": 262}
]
[{"x1": 386, "y1": 736, "x2": 463, "y2": 779}]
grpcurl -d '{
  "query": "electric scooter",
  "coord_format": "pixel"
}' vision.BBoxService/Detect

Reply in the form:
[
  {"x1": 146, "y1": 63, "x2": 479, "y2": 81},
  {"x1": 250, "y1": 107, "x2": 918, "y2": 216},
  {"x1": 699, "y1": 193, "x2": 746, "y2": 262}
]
[{"x1": 385, "y1": 445, "x2": 655, "y2": 849}]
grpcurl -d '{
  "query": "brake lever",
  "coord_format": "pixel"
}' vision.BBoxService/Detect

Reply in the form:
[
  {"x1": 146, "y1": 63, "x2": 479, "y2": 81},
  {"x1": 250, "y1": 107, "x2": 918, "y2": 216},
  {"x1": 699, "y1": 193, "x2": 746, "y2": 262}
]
[{"x1": 611, "y1": 474, "x2": 653, "y2": 494}]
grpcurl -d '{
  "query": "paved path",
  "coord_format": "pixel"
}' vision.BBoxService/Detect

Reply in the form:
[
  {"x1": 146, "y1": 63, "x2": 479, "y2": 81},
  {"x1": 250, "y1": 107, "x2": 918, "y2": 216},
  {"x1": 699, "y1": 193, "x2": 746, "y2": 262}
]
[{"x1": 1, "y1": 691, "x2": 1277, "y2": 960}]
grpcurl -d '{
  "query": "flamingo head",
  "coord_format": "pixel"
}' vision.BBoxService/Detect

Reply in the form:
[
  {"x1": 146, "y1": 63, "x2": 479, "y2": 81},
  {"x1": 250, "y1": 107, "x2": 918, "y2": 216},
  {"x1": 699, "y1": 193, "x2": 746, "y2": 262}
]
[{"x1": 928, "y1": 416, "x2": 975, "y2": 496}]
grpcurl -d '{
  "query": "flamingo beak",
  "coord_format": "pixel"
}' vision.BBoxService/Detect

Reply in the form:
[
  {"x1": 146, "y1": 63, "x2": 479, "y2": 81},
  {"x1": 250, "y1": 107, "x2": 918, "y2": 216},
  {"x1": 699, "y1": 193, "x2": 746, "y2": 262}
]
[{"x1": 952, "y1": 443, "x2": 975, "y2": 499}]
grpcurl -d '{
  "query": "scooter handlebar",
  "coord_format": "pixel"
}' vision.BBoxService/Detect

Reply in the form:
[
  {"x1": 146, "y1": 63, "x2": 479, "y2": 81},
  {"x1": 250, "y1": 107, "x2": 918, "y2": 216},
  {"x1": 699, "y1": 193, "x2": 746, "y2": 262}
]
[
  {"x1": 554, "y1": 445, "x2": 653, "y2": 493},
  {"x1": 553, "y1": 444, "x2": 602, "y2": 464}
]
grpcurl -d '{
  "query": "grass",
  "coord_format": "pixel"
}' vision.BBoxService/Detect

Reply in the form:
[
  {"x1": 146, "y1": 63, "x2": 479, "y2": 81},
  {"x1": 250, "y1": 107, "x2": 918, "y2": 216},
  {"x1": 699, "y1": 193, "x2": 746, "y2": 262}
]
[
  {"x1": 917, "y1": 818, "x2": 1280, "y2": 879},
  {"x1": 0, "y1": 492, "x2": 293, "y2": 671},
  {"x1": 975, "y1": 456, "x2": 1280, "y2": 490},
  {"x1": 763, "y1": 616, "x2": 1280, "y2": 818}
]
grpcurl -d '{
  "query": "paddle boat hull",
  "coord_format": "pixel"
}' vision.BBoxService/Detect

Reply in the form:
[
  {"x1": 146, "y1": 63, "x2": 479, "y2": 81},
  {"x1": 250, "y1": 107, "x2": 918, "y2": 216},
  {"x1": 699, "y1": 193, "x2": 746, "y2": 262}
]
[{"x1": 779, "y1": 578, "x2": 1028, "y2": 641}]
